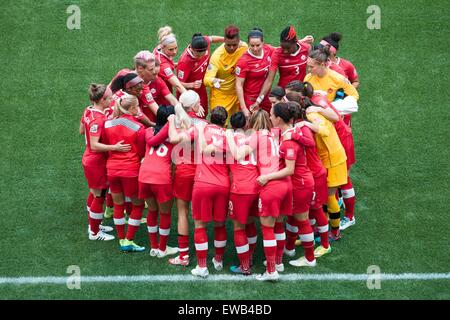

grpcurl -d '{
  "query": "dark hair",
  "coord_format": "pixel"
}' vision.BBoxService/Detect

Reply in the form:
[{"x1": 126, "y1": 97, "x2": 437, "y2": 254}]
[
  {"x1": 248, "y1": 27, "x2": 263, "y2": 41},
  {"x1": 110, "y1": 73, "x2": 140, "y2": 93},
  {"x1": 154, "y1": 105, "x2": 175, "y2": 135},
  {"x1": 191, "y1": 33, "x2": 208, "y2": 50},
  {"x1": 230, "y1": 111, "x2": 246, "y2": 129},
  {"x1": 269, "y1": 86, "x2": 285, "y2": 99},
  {"x1": 288, "y1": 101, "x2": 306, "y2": 121},
  {"x1": 285, "y1": 80, "x2": 304, "y2": 93},
  {"x1": 273, "y1": 102, "x2": 300, "y2": 123},
  {"x1": 285, "y1": 82, "x2": 314, "y2": 102},
  {"x1": 224, "y1": 25, "x2": 240, "y2": 39},
  {"x1": 322, "y1": 32, "x2": 342, "y2": 50},
  {"x1": 309, "y1": 46, "x2": 330, "y2": 64},
  {"x1": 210, "y1": 106, "x2": 228, "y2": 127},
  {"x1": 302, "y1": 82, "x2": 314, "y2": 98},
  {"x1": 280, "y1": 25, "x2": 297, "y2": 42},
  {"x1": 88, "y1": 83, "x2": 108, "y2": 103}
]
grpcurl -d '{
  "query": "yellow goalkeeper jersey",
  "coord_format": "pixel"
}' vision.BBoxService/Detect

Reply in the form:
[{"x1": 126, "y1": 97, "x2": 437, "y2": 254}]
[{"x1": 304, "y1": 69, "x2": 359, "y2": 102}]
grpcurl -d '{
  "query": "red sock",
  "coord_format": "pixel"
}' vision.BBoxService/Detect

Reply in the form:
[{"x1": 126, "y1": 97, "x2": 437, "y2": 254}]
[
  {"x1": 178, "y1": 235, "x2": 189, "y2": 259},
  {"x1": 261, "y1": 225, "x2": 276, "y2": 273},
  {"x1": 297, "y1": 220, "x2": 315, "y2": 262},
  {"x1": 146, "y1": 210, "x2": 159, "y2": 249},
  {"x1": 86, "y1": 192, "x2": 94, "y2": 212},
  {"x1": 194, "y1": 227, "x2": 208, "y2": 268},
  {"x1": 159, "y1": 212, "x2": 171, "y2": 251},
  {"x1": 234, "y1": 229, "x2": 250, "y2": 271},
  {"x1": 106, "y1": 191, "x2": 113, "y2": 208},
  {"x1": 124, "y1": 201, "x2": 132, "y2": 216},
  {"x1": 214, "y1": 226, "x2": 227, "y2": 262},
  {"x1": 125, "y1": 204, "x2": 144, "y2": 241},
  {"x1": 89, "y1": 196, "x2": 105, "y2": 235},
  {"x1": 311, "y1": 207, "x2": 330, "y2": 249},
  {"x1": 113, "y1": 204, "x2": 125, "y2": 239},
  {"x1": 342, "y1": 178, "x2": 356, "y2": 220},
  {"x1": 274, "y1": 222, "x2": 285, "y2": 265},
  {"x1": 285, "y1": 216, "x2": 298, "y2": 251},
  {"x1": 245, "y1": 222, "x2": 257, "y2": 265}
]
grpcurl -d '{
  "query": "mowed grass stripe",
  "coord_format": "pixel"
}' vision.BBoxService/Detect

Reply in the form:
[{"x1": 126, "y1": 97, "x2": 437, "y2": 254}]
[{"x1": 1, "y1": 273, "x2": 450, "y2": 285}]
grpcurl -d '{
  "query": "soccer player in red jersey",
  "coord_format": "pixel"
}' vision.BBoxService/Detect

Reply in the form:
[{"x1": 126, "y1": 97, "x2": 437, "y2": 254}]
[
  {"x1": 235, "y1": 28, "x2": 275, "y2": 116},
  {"x1": 109, "y1": 72, "x2": 155, "y2": 127},
  {"x1": 153, "y1": 26, "x2": 186, "y2": 95},
  {"x1": 138, "y1": 106, "x2": 179, "y2": 259},
  {"x1": 225, "y1": 112, "x2": 259, "y2": 275},
  {"x1": 80, "y1": 84, "x2": 131, "y2": 241},
  {"x1": 177, "y1": 33, "x2": 224, "y2": 118},
  {"x1": 265, "y1": 102, "x2": 318, "y2": 268},
  {"x1": 190, "y1": 107, "x2": 230, "y2": 278},
  {"x1": 167, "y1": 90, "x2": 208, "y2": 266},
  {"x1": 103, "y1": 94, "x2": 147, "y2": 252}
]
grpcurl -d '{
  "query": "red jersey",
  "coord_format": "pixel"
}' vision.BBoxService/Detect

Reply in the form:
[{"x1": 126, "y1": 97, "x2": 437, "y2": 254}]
[
  {"x1": 249, "y1": 129, "x2": 289, "y2": 184},
  {"x1": 103, "y1": 114, "x2": 146, "y2": 177},
  {"x1": 280, "y1": 131, "x2": 314, "y2": 189},
  {"x1": 139, "y1": 127, "x2": 173, "y2": 185},
  {"x1": 81, "y1": 106, "x2": 107, "y2": 167},
  {"x1": 336, "y1": 57, "x2": 359, "y2": 83},
  {"x1": 177, "y1": 36, "x2": 212, "y2": 109},
  {"x1": 147, "y1": 76, "x2": 171, "y2": 106},
  {"x1": 270, "y1": 41, "x2": 311, "y2": 88},
  {"x1": 154, "y1": 48, "x2": 176, "y2": 93},
  {"x1": 228, "y1": 131, "x2": 259, "y2": 195},
  {"x1": 174, "y1": 112, "x2": 209, "y2": 178},
  {"x1": 194, "y1": 124, "x2": 230, "y2": 187},
  {"x1": 328, "y1": 61, "x2": 347, "y2": 78},
  {"x1": 291, "y1": 126, "x2": 326, "y2": 178}
]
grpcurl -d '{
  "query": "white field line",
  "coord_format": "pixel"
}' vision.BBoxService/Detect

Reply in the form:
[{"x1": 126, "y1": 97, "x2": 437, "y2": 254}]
[{"x1": 1, "y1": 273, "x2": 450, "y2": 285}]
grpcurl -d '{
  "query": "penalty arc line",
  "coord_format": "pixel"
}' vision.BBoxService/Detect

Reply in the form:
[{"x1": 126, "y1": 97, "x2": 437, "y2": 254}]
[{"x1": 1, "y1": 273, "x2": 450, "y2": 285}]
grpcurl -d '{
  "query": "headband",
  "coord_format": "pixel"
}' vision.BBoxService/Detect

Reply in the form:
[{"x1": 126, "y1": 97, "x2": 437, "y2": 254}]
[
  {"x1": 320, "y1": 40, "x2": 337, "y2": 54},
  {"x1": 124, "y1": 76, "x2": 143, "y2": 89}
]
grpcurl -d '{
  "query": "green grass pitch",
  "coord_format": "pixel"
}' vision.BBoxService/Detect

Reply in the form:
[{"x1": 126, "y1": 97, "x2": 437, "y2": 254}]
[{"x1": 0, "y1": 0, "x2": 449, "y2": 300}]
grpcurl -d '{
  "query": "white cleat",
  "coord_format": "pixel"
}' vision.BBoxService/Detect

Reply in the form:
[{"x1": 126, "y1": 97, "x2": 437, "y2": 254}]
[
  {"x1": 191, "y1": 265, "x2": 209, "y2": 278},
  {"x1": 212, "y1": 257, "x2": 223, "y2": 271},
  {"x1": 88, "y1": 225, "x2": 113, "y2": 234},
  {"x1": 263, "y1": 260, "x2": 285, "y2": 272},
  {"x1": 89, "y1": 230, "x2": 115, "y2": 241},
  {"x1": 168, "y1": 255, "x2": 190, "y2": 266},
  {"x1": 340, "y1": 216, "x2": 356, "y2": 230},
  {"x1": 149, "y1": 248, "x2": 159, "y2": 257},
  {"x1": 289, "y1": 256, "x2": 317, "y2": 267},
  {"x1": 284, "y1": 247, "x2": 296, "y2": 257},
  {"x1": 157, "y1": 246, "x2": 179, "y2": 258},
  {"x1": 256, "y1": 270, "x2": 279, "y2": 281}
]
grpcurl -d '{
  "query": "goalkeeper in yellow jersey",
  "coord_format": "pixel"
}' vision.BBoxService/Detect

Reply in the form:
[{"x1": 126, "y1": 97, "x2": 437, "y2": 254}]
[{"x1": 204, "y1": 25, "x2": 247, "y2": 120}]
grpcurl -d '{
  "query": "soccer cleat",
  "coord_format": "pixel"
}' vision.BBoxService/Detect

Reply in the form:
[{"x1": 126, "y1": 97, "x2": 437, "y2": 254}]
[
  {"x1": 329, "y1": 230, "x2": 342, "y2": 242},
  {"x1": 230, "y1": 265, "x2": 251, "y2": 276},
  {"x1": 340, "y1": 216, "x2": 356, "y2": 230},
  {"x1": 263, "y1": 260, "x2": 284, "y2": 272},
  {"x1": 212, "y1": 257, "x2": 223, "y2": 271},
  {"x1": 104, "y1": 207, "x2": 114, "y2": 219},
  {"x1": 120, "y1": 239, "x2": 145, "y2": 252},
  {"x1": 314, "y1": 245, "x2": 332, "y2": 258},
  {"x1": 284, "y1": 247, "x2": 296, "y2": 257},
  {"x1": 157, "y1": 246, "x2": 179, "y2": 258},
  {"x1": 191, "y1": 265, "x2": 209, "y2": 278},
  {"x1": 255, "y1": 270, "x2": 279, "y2": 281},
  {"x1": 169, "y1": 255, "x2": 190, "y2": 266},
  {"x1": 289, "y1": 256, "x2": 317, "y2": 267},
  {"x1": 89, "y1": 230, "x2": 115, "y2": 241},
  {"x1": 149, "y1": 248, "x2": 159, "y2": 257},
  {"x1": 88, "y1": 225, "x2": 113, "y2": 234}
]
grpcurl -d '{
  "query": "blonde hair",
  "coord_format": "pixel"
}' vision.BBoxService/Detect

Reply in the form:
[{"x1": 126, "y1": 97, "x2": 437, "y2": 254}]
[
  {"x1": 158, "y1": 26, "x2": 176, "y2": 47},
  {"x1": 249, "y1": 109, "x2": 273, "y2": 131},
  {"x1": 114, "y1": 93, "x2": 138, "y2": 117},
  {"x1": 175, "y1": 90, "x2": 200, "y2": 129}
]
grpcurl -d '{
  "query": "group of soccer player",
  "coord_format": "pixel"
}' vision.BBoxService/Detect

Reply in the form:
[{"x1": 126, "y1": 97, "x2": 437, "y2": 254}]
[{"x1": 80, "y1": 24, "x2": 360, "y2": 281}]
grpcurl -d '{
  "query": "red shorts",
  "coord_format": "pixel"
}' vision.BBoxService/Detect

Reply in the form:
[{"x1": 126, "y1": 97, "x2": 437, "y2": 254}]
[
  {"x1": 244, "y1": 95, "x2": 271, "y2": 114},
  {"x1": 341, "y1": 134, "x2": 356, "y2": 169},
  {"x1": 107, "y1": 176, "x2": 139, "y2": 198},
  {"x1": 83, "y1": 165, "x2": 107, "y2": 190},
  {"x1": 229, "y1": 193, "x2": 259, "y2": 225},
  {"x1": 139, "y1": 182, "x2": 173, "y2": 203},
  {"x1": 192, "y1": 183, "x2": 229, "y2": 223},
  {"x1": 311, "y1": 174, "x2": 328, "y2": 209},
  {"x1": 173, "y1": 175, "x2": 195, "y2": 202},
  {"x1": 259, "y1": 181, "x2": 292, "y2": 218},
  {"x1": 292, "y1": 185, "x2": 314, "y2": 213}
]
